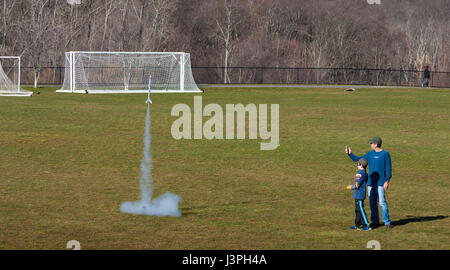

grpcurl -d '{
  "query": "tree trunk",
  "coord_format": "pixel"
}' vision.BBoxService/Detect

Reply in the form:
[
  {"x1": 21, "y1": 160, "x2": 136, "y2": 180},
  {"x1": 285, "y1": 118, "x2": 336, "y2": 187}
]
[{"x1": 34, "y1": 69, "x2": 40, "y2": 88}]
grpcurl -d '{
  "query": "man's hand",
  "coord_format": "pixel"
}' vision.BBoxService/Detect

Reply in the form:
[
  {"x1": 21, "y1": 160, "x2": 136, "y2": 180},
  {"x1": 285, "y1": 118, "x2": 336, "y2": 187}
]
[
  {"x1": 345, "y1": 146, "x2": 352, "y2": 155},
  {"x1": 383, "y1": 181, "x2": 390, "y2": 191}
]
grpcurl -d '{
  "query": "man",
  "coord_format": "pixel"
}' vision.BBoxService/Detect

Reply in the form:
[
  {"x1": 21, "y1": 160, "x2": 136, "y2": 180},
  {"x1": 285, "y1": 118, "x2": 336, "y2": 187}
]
[
  {"x1": 345, "y1": 136, "x2": 393, "y2": 229},
  {"x1": 422, "y1": 66, "x2": 430, "y2": 87}
]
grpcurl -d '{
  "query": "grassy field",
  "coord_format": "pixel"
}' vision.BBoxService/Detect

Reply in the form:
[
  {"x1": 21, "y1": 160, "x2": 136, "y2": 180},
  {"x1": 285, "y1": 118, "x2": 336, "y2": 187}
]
[{"x1": 0, "y1": 86, "x2": 449, "y2": 250}]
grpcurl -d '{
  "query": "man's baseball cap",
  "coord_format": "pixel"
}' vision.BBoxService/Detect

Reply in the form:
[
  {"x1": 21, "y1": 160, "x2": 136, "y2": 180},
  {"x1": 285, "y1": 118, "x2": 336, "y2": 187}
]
[
  {"x1": 358, "y1": 158, "x2": 368, "y2": 168},
  {"x1": 368, "y1": 136, "x2": 382, "y2": 146}
]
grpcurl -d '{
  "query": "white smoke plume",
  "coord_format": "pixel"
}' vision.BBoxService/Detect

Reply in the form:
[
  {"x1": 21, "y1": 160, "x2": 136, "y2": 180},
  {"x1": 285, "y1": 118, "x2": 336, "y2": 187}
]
[{"x1": 121, "y1": 105, "x2": 181, "y2": 217}]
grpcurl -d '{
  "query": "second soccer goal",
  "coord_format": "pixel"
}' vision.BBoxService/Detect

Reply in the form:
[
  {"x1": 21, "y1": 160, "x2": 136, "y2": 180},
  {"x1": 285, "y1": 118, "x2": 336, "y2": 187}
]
[
  {"x1": 58, "y1": 51, "x2": 202, "y2": 94},
  {"x1": 0, "y1": 56, "x2": 33, "y2": 97}
]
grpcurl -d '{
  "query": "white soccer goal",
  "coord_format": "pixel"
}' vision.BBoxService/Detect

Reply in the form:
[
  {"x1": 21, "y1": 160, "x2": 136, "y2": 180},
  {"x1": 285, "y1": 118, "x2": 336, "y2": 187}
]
[
  {"x1": 58, "y1": 51, "x2": 202, "y2": 94},
  {"x1": 0, "y1": 56, "x2": 33, "y2": 96}
]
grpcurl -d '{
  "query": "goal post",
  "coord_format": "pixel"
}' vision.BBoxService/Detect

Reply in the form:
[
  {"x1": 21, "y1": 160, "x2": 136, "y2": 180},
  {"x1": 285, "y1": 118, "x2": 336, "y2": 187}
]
[
  {"x1": 0, "y1": 56, "x2": 33, "y2": 97},
  {"x1": 57, "y1": 51, "x2": 202, "y2": 94}
]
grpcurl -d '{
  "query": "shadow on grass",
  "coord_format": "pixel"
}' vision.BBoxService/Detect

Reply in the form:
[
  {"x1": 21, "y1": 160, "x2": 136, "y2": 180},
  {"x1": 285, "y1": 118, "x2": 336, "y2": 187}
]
[
  {"x1": 181, "y1": 200, "x2": 271, "y2": 216},
  {"x1": 391, "y1": 215, "x2": 448, "y2": 227}
]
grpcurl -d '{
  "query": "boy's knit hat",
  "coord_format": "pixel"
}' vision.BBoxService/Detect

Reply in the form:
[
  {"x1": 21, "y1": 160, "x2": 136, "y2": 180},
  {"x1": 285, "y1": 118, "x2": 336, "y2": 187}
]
[{"x1": 358, "y1": 158, "x2": 368, "y2": 168}]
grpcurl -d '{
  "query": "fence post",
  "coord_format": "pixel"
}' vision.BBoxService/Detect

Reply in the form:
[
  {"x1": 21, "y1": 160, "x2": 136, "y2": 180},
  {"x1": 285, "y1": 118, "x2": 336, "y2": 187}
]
[
  {"x1": 366, "y1": 69, "x2": 370, "y2": 85},
  {"x1": 260, "y1": 67, "x2": 264, "y2": 84},
  {"x1": 431, "y1": 70, "x2": 433, "y2": 87}
]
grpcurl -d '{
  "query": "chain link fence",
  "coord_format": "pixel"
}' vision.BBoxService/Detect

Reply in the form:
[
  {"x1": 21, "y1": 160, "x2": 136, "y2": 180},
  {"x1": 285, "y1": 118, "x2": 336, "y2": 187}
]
[
  {"x1": 192, "y1": 67, "x2": 450, "y2": 88},
  {"x1": 17, "y1": 66, "x2": 450, "y2": 88}
]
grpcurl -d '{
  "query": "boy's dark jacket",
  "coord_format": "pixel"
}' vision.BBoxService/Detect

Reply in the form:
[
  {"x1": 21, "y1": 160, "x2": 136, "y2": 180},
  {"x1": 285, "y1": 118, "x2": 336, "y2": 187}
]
[{"x1": 351, "y1": 169, "x2": 367, "y2": 200}]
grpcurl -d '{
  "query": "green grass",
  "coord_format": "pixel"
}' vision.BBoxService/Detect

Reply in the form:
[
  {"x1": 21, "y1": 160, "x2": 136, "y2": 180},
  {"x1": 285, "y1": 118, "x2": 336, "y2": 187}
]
[{"x1": 0, "y1": 86, "x2": 449, "y2": 250}]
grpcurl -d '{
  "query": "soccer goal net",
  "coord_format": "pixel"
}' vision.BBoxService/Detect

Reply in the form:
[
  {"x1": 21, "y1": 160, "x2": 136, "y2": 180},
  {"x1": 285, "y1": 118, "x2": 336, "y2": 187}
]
[
  {"x1": 58, "y1": 51, "x2": 202, "y2": 93},
  {"x1": 0, "y1": 56, "x2": 32, "y2": 96}
]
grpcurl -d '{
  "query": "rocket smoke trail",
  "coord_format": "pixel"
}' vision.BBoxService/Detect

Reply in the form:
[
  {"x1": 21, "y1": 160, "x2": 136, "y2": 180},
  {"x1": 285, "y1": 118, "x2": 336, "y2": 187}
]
[
  {"x1": 139, "y1": 103, "x2": 152, "y2": 203},
  {"x1": 120, "y1": 104, "x2": 181, "y2": 217}
]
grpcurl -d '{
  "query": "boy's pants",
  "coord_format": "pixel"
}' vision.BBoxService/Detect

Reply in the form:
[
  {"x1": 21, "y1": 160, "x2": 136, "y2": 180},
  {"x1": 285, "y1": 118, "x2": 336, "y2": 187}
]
[{"x1": 355, "y1": 200, "x2": 370, "y2": 227}]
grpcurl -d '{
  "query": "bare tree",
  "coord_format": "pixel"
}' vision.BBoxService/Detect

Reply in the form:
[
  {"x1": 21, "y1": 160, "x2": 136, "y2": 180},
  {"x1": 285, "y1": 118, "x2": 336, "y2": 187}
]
[
  {"x1": 19, "y1": 0, "x2": 53, "y2": 88},
  {"x1": 129, "y1": 0, "x2": 147, "y2": 51},
  {"x1": 145, "y1": 0, "x2": 174, "y2": 51},
  {"x1": 98, "y1": 0, "x2": 117, "y2": 51},
  {"x1": 215, "y1": 0, "x2": 244, "y2": 84},
  {"x1": 0, "y1": 0, "x2": 21, "y2": 54}
]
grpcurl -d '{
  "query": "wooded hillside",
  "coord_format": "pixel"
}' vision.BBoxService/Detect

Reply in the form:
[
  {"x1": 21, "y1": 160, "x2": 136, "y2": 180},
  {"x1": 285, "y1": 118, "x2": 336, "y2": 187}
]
[{"x1": 1, "y1": 0, "x2": 449, "y2": 74}]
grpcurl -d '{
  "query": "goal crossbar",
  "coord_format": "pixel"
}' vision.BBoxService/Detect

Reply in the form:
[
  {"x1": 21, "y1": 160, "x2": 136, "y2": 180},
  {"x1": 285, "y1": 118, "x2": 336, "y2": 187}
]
[{"x1": 70, "y1": 51, "x2": 185, "y2": 55}]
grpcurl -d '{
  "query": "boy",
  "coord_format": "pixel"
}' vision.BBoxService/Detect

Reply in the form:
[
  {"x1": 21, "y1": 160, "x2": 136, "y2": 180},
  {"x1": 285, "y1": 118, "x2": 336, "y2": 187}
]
[{"x1": 346, "y1": 158, "x2": 371, "y2": 231}]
